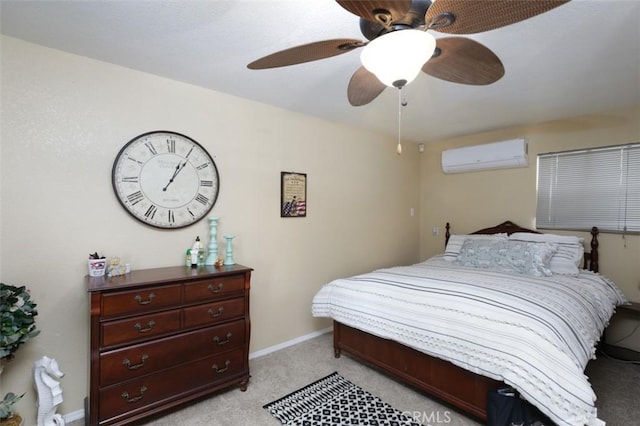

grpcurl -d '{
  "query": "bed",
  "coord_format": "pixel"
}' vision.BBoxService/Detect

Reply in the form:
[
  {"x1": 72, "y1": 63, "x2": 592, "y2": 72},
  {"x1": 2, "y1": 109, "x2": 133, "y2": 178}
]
[{"x1": 312, "y1": 221, "x2": 627, "y2": 426}]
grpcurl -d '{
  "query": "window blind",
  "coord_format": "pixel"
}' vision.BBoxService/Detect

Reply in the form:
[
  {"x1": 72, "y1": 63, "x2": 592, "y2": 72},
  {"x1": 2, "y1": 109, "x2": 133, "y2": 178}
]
[{"x1": 536, "y1": 143, "x2": 640, "y2": 233}]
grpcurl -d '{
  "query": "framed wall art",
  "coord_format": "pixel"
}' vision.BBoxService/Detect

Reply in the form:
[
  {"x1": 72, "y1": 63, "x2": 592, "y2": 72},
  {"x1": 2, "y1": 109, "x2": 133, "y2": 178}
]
[{"x1": 281, "y1": 172, "x2": 307, "y2": 218}]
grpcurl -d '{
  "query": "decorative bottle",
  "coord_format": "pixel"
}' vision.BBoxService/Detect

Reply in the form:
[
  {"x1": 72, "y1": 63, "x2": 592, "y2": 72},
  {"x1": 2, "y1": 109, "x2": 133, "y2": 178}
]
[{"x1": 190, "y1": 236, "x2": 201, "y2": 268}]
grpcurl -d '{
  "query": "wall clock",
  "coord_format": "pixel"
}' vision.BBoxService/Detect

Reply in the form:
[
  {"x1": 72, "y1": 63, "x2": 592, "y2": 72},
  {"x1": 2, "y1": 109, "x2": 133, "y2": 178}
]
[{"x1": 112, "y1": 130, "x2": 219, "y2": 229}]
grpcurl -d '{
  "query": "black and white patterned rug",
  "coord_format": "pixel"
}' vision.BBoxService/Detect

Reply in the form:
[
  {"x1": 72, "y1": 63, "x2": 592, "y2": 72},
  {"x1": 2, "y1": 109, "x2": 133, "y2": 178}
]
[{"x1": 263, "y1": 372, "x2": 422, "y2": 426}]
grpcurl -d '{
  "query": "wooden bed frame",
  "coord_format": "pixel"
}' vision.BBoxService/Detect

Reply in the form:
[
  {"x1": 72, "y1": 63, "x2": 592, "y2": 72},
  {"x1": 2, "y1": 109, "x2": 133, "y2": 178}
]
[{"x1": 333, "y1": 220, "x2": 600, "y2": 422}]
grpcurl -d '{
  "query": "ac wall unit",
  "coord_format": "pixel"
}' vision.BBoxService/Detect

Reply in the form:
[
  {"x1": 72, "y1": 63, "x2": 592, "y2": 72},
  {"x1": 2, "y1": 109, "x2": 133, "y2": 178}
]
[{"x1": 441, "y1": 138, "x2": 528, "y2": 174}]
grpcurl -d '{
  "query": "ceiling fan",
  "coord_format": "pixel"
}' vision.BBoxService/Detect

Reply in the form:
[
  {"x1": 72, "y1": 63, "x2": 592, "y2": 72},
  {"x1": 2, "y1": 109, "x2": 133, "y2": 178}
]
[{"x1": 247, "y1": 0, "x2": 569, "y2": 106}]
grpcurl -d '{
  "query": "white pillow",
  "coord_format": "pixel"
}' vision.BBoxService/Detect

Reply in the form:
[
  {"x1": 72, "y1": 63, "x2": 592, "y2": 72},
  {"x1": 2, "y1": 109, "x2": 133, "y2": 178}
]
[
  {"x1": 443, "y1": 233, "x2": 508, "y2": 261},
  {"x1": 509, "y1": 232, "x2": 584, "y2": 275}
]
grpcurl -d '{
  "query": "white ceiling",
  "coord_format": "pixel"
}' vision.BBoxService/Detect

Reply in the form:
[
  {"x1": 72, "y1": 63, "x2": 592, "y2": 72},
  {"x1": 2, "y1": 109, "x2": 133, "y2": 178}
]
[{"x1": 1, "y1": 0, "x2": 639, "y2": 143}]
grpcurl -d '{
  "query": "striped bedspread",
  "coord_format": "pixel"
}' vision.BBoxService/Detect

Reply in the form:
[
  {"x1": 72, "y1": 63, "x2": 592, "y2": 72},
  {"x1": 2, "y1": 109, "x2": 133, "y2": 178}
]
[{"x1": 312, "y1": 256, "x2": 627, "y2": 426}]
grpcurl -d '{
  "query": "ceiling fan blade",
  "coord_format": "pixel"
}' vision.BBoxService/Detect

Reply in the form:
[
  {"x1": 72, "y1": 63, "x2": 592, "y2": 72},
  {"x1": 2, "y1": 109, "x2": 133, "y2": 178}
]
[
  {"x1": 348, "y1": 66, "x2": 386, "y2": 106},
  {"x1": 422, "y1": 37, "x2": 504, "y2": 85},
  {"x1": 337, "y1": 0, "x2": 412, "y2": 23},
  {"x1": 426, "y1": 0, "x2": 569, "y2": 34},
  {"x1": 247, "y1": 39, "x2": 364, "y2": 69}
]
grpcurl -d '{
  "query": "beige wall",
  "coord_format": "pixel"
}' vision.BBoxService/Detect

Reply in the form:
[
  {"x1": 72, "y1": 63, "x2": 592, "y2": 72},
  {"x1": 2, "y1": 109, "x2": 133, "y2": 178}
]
[
  {"x1": 0, "y1": 36, "x2": 421, "y2": 424},
  {"x1": 419, "y1": 107, "x2": 640, "y2": 348}
]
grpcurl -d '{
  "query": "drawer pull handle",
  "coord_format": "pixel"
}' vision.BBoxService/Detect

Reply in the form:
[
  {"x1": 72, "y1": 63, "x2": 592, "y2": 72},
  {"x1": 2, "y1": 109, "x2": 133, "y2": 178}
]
[
  {"x1": 213, "y1": 332, "x2": 232, "y2": 345},
  {"x1": 207, "y1": 283, "x2": 224, "y2": 293},
  {"x1": 134, "y1": 321, "x2": 156, "y2": 333},
  {"x1": 122, "y1": 354, "x2": 149, "y2": 370},
  {"x1": 134, "y1": 293, "x2": 156, "y2": 305},
  {"x1": 121, "y1": 386, "x2": 147, "y2": 403},
  {"x1": 212, "y1": 360, "x2": 231, "y2": 374},
  {"x1": 208, "y1": 307, "x2": 224, "y2": 318}
]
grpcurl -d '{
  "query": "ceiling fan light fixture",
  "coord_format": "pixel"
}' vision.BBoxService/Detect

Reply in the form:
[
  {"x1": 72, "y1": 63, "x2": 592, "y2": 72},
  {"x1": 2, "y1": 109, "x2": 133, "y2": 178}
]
[{"x1": 360, "y1": 29, "x2": 436, "y2": 89}]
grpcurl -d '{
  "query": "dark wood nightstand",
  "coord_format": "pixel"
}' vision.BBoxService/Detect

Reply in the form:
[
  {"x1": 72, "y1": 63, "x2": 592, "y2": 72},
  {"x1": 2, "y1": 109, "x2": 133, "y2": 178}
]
[
  {"x1": 617, "y1": 301, "x2": 640, "y2": 317},
  {"x1": 603, "y1": 301, "x2": 640, "y2": 361}
]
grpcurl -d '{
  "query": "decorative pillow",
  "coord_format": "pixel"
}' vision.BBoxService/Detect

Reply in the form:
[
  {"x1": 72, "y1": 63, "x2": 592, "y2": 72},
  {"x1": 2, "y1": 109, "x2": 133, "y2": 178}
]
[
  {"x1": 509, "y1": 232, "x2": 584, "y2": 275},
  {"x1": 505, "y1": 240, "x2": 557, "y2": 277},
  {"x1": 455, "y1": 239, "x2": 557, "y2": 277},
  {"x1": 443, "y1": 233, "x2": 508, "y2": 261},
  {"x1": 454, "y1": 239, "x2": 510, "y2": 269}
]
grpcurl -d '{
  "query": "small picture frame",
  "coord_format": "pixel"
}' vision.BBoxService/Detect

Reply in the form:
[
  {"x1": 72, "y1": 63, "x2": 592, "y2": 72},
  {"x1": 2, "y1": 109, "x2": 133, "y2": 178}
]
[{"x1": 281, "y1": 172, "x2": 307, "y2": 218}]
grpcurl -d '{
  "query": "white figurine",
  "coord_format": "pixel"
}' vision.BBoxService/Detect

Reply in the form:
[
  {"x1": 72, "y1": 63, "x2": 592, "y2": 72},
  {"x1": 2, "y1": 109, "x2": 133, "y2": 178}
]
[{"x1": 33, "y1": 356, "x2": 66, "y2": 426}]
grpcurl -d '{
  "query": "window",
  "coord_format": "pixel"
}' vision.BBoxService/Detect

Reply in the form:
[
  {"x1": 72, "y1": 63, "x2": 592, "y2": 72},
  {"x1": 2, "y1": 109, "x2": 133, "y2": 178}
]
[{"x1": 536, "y1": 143, "x2": 640, "y2": 233}]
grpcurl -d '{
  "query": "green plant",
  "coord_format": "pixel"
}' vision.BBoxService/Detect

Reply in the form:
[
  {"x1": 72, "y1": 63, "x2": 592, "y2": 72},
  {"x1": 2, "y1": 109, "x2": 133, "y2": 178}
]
[
  {"x1": 0, "y1": 392, "x2": 23, "y2": 420},
  {"x1": 0, "y1": 283, "x2": 40, "y2": 361}
]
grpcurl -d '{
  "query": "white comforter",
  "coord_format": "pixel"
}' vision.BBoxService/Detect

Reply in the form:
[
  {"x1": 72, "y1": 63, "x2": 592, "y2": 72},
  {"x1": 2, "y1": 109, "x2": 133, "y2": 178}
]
[{"x1": 312, "y1": 256, "x2": 627, "y2": 426}]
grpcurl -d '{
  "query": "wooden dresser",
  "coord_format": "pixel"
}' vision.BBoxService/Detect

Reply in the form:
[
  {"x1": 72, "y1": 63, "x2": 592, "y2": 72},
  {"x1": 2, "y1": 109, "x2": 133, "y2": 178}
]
[{"x1": 86, "y1": 264, "x2": 252, "y2": 425}]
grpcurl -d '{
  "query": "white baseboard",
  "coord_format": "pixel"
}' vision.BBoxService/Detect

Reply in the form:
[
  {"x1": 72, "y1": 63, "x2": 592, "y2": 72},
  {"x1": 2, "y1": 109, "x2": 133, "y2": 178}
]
[
  {"x1": 64, "y1": 408, "x2": 85, "y2": 423},
  {"x1": 63, "y1": 327, "x2": 332, "y2": 425},
  {"x1": 249, "y1": 327, "x2": 332, "y2": 359}
]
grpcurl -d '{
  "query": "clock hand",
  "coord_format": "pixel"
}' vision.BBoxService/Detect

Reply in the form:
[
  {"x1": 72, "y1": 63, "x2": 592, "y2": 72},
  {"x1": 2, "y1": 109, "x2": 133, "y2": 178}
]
[
  {"x1": 162, "y1": 162, "x2": 182, "y2": 191},
  {"x1": 162, "y1": 161, "x2": 187, "y2": 191},
  {"x1": 170, "y1": 162, "x2": 181, "y2": 177}
]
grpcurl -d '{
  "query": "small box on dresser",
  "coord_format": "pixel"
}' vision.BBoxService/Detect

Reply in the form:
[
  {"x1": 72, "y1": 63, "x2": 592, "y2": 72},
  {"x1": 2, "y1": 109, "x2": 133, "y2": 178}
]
[{"x1": 86, "y1": 264, "x2": 252, "y2": 426}]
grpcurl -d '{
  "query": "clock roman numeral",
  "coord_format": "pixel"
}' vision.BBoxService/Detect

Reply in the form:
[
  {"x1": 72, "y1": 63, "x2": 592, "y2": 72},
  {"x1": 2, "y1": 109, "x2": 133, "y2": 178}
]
[
  {"x1": 168, "y1": 210, "x2": 175, "y2": 223},
  {"x1": 127, "y1": 156, "x2": 143, "y2": 165},
  {"x1": 187, "y1": 207, "x2": 195, "y2": 218},
  {"x1": 127, "y1": 191, "x2": 144, "y2": 205},
  {"x1": 196, "y1": 162, "x2": 210, "y2": 170},
  {"x1": 145, "y1": 142, "x2": 157, "y2": 155},
  {"x1": 200, "y1": 180, "x2": 213, "y2": 187},
  {"x1": 144, "y1": 205, "x2": 157, "y2": 219},
  {"x1": 185, "y1": 146, "x2": 194, "y2": 158},
  {"x1": 121, "y1": 176, "x2": 138, "y2": 183},
  {"x1": 167, "y1": 139, "x2": 176, "y2": 153},
  {"x1": 195, "y1": 193, "x2": 209, "y2": 205}
]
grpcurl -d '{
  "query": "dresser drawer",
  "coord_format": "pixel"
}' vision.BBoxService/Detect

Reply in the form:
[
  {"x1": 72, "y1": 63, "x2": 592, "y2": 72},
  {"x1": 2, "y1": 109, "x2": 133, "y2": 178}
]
[
  {"x1": 99, "y1": 320, "x2": 246, "y2": 386},
  {"x1": 101, "y1": 284, "x2": 181, "y2": 317},
  {"x1": 98, "y1": 349, "x2": 247, "y2": 423},
  {"x1": 101, "y1": 310, "x2": 181, "y2": 348},
  {"x1": 183, "y1": 297, "x2": 245, "y2": 329},
  {"x1": 184, "y1": 275, "x2": 245, "y2": 303}
]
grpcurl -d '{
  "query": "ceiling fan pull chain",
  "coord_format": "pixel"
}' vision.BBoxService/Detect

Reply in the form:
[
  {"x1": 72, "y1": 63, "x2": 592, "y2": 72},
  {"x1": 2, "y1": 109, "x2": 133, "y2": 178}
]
[{"x1": 397, "y1": 87, "x2": 403, "y2": 155}]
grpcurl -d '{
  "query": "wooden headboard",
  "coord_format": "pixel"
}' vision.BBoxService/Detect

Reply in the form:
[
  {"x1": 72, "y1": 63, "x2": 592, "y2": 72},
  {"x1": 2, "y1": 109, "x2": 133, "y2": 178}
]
[{"x1": 444, "y1": 220, "x2": 599, "y2": 272}]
